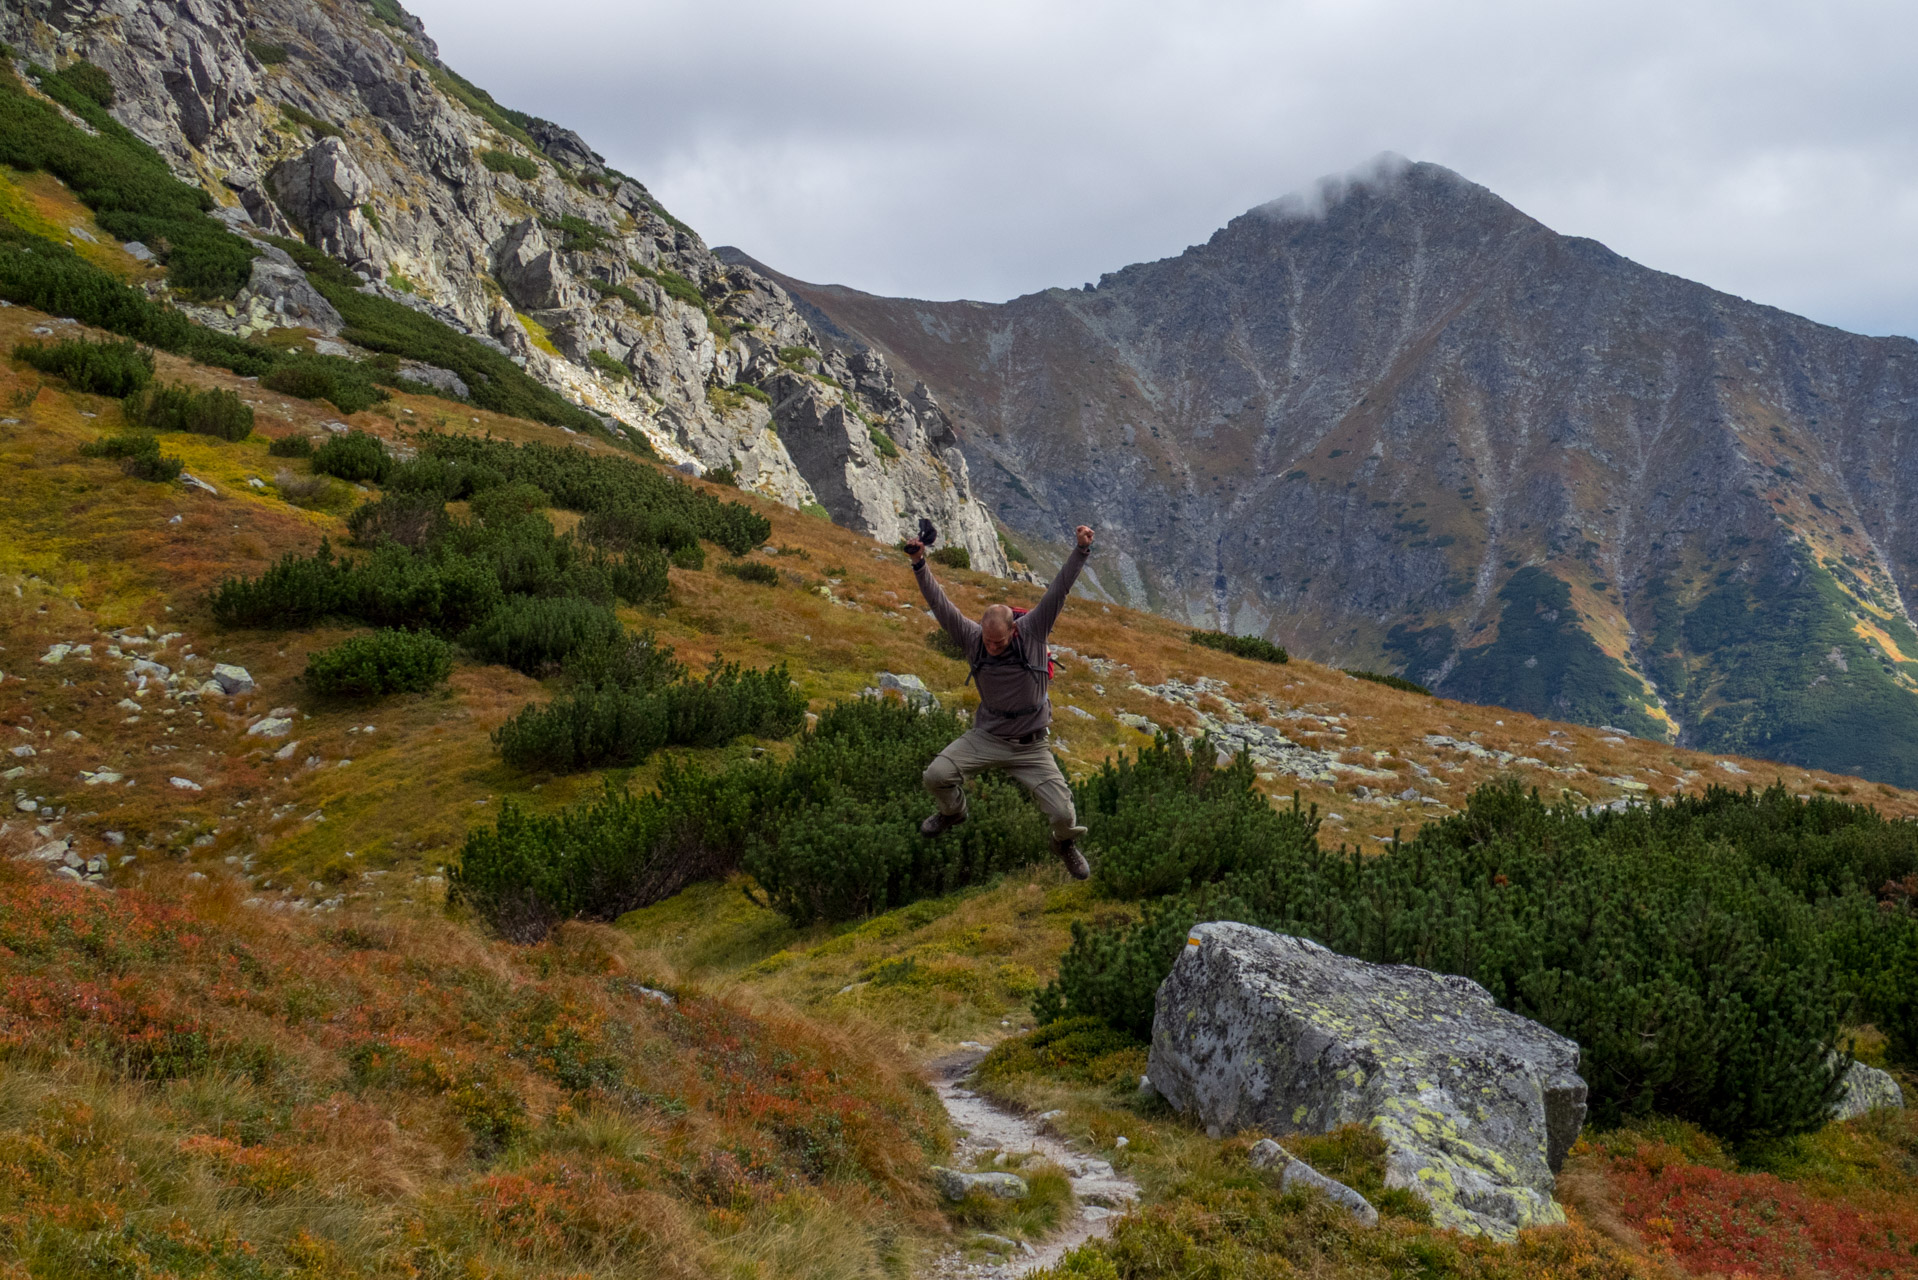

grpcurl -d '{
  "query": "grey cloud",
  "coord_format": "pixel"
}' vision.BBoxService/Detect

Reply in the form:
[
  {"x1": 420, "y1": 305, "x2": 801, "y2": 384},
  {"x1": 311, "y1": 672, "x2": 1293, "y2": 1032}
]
[{"x1": 405, "y1": 0, "x2": 1918, "y2": 337}]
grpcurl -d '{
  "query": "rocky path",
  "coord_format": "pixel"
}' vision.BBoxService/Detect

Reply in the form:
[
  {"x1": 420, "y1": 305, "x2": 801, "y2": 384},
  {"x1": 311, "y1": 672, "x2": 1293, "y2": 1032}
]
[{"x1": 926, "y1": 1050, "x2": 1140, "y2": 1278}]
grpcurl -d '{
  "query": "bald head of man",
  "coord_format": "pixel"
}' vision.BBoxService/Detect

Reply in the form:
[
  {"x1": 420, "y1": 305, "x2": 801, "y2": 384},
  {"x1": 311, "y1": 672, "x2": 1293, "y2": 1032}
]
[{"x1": 980, "y1": 603, "x2": 1016, "y2": 655}]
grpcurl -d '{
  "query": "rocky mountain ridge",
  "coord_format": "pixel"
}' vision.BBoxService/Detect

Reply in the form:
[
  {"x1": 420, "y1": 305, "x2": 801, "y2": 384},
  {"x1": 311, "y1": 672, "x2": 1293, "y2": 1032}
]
[
  {"x1": 0, "y1": 0, "x2": 1006, "y2": 572},
  {"x1": 742, "y1": 161, "x2": 1918, "y2": 787}
]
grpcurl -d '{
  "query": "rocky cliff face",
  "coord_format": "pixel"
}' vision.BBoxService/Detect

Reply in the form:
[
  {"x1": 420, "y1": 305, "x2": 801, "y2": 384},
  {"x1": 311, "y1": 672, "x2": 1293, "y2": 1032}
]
[
  {"x1": 0, "y1": 0, "x2": 1004, "y2": 572},
  {"x1": 752, "y1": 161, "x2": 1918, "y2": 786}
]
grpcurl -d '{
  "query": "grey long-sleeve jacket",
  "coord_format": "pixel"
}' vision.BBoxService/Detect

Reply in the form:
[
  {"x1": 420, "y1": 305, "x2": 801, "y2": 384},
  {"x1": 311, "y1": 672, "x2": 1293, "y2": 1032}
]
[{"x1": 914, "y1": 543, "x2": 1090, "y2": 739}]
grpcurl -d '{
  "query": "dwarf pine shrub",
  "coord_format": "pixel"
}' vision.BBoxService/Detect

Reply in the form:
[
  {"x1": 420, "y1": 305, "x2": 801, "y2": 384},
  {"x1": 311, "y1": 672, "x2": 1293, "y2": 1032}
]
[
  {"x1": 1037, "y1": 765, "x2": 1918, "y2": 1144},
  {"x1": 478, "y1": 148, "x2": 538, "y2": 180},
  {"x1": 346, "y1": 491, "x2": 449, "y2": 549},
  {"x1": 311, "y1": 430, "x2": 392, "y2": 484},
  {"x1": 81, "y1": 430, "x2": 182, "y2": 481},
  {"x1": 383, "y1": 455, "x2": 505, "y2": 501},
  {"x1": 305, "y1": 629, "x2": 453, "y2": 698},
  {"x1": 1343, "y1": 668, "x2": 1432, "y2": 695},
  {"x1": 13, "y1": 336, "x2": 152, "y2": 396},
  {"x1": 122, "y1": 382, "x2": 253, "y2": 440},
  {"x1": 494, "y1": 658, "x2": 805, "y2": 772},
  {"x1": 1189, "y1": 629, "x2": 1288, "y2": 664},
  {"x1": 416, "y1": 432, "x2": 770, "y2": 554},
  {"x1": 263, "y1": 355, "x2": 387, "y2": 415},
  {"x1": 929, "y1": 545, "x2": 969, "y2": 569},
  {"x1": 720, "y1": 560, "x2": 779, "y2": 586},
  {"x1": 460, "y1": 596, "x2": 622, "y2": 676},
  {"x1": 266, "y1": 433, "x2": 314, "y2": 458}
]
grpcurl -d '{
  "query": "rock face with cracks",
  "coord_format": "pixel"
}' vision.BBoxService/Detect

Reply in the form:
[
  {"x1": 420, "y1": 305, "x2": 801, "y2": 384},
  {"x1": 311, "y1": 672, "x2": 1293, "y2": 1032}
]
[
  {"x1": 1147, "y1": 922, "x2": 1588, "y2": 1241},
  {"x1": 0, "y1": 0, "x2": 1004, "y2": 574}
]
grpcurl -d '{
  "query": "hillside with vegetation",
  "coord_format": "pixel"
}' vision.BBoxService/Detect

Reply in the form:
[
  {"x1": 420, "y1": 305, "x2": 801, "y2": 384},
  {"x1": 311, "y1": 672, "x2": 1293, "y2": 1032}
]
[{"x1": 4, "y1": 11, "x2": 1918, "y2": 1280}]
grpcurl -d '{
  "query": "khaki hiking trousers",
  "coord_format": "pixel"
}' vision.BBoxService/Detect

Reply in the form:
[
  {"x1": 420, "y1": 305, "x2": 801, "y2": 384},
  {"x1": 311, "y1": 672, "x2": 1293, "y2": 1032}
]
[{"x1": 923, "y1": 726, "x2": 1088, "y2": 843}]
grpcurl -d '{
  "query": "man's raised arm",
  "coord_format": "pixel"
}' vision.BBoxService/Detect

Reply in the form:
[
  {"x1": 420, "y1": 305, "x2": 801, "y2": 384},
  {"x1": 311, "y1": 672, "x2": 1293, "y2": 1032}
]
[
  {"x1": 906, "y1": 538, "x2": 977, "y2": 647},
  {"x1": 1022, "y1": 525, "x2": 1095, "y2": 640}
]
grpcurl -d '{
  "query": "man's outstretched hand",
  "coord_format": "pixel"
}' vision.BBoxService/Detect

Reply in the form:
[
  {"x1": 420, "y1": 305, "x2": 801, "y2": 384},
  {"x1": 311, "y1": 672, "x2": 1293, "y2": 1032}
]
[
  {"x1": 904, "y1": 539, "x2": 925, "y2": 564},
  {"x1": 1076, "y1": 525, "x2": 1095, "y2": 550}
]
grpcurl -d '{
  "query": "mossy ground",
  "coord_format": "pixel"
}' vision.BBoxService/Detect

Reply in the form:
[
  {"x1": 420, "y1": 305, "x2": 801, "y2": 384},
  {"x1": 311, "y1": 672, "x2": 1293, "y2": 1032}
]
[{"x1": 7, "y1": 280, "x2": 1918, "y2": 1276}]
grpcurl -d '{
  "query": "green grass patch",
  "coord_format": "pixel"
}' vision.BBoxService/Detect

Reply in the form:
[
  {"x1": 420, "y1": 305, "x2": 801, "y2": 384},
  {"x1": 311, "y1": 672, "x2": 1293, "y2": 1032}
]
[{"x1": 478, "y1": 148, "x2": 538, "y2": 181}]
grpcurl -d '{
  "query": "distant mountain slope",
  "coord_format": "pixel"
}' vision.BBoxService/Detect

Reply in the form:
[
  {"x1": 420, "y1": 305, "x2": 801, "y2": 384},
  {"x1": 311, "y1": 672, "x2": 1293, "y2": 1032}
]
[
  {"x1": 0, "y1": 0, "x2": 1006, "y2": 572},
  {"x1": 730, "y1": 160, "x2": 1918, "y2": 785}
]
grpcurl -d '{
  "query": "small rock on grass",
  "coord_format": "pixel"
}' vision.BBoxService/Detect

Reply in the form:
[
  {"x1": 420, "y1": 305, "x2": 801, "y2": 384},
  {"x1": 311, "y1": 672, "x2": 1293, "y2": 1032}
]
[
  {"x1": 931, "y1": 1166, "x2": 1028, "y2": 1201},
  {"x1": 1248, "y1": 1138, "x2": 1379, "y2": 1226}
]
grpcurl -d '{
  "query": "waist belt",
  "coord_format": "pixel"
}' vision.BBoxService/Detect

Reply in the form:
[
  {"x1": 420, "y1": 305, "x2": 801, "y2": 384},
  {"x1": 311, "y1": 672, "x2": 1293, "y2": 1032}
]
[
  {"x1": 987, "y1": 705, "x2": 1042, "y2": 719},
  {"x1": 1010, "y1": 729, "x2": 1048, "y2": 746}
]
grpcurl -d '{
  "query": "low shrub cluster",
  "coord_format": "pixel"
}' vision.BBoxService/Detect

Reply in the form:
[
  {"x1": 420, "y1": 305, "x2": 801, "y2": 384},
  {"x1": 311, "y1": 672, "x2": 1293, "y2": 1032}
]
[
  {"x1": 12, "y1": 335, "x2": 152, "y2": 395},
  {"x1": 122, "y1": 382, "x2": 253, "y2": 440},
  {"x1": 267, "y1": 433, "x2": 314, "y2": 458},
  {"x1": 311, "y1": 429, "x2": 394, "y2": 484},
  {"x1": 929, "y1": 545, "x2": 969, "y2": 570},
  {"x1": 81, "y1": 430, "x2": 181, "y2": 481},
  {"x1": 305, "y1": 628, "x2": 453, "y2": 698},
  {"x1": 416, "y1": 432, "x2": 771, "y2": 555},
  {"x1": 493, "y1": 633, "x2": 805, "y2": 772},
  {"x1": 479, "y1": 148, "x2": 538, "y2": 180},
  {"x1": 456, "y1": 698, "x2": 1050, "y2": 939},
  {"x1": 720, "y1": 559, "x2": 780, "y2": 586},
  {"x1": 1189, "y1": 629, "x2": 1289, "y2": 664},
  {"x1": 462, "y1": 595, "x2": 622, "y2": 676},
  {"x1": 260, "y1": 353, "x2": 388, "y2": 415},
  {"x1": 1039, "y1": 742, "x2": 1918, "y2": 1145},
  {"x1": 1343, "y1": 667, "x2": 1432, "y2": 695}
]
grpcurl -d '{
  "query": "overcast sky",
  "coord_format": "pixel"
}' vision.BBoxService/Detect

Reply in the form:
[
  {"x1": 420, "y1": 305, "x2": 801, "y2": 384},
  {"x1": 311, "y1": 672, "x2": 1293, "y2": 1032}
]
[{"x1": 406, "y1": 0, "x2": 1918, "y2": 338}]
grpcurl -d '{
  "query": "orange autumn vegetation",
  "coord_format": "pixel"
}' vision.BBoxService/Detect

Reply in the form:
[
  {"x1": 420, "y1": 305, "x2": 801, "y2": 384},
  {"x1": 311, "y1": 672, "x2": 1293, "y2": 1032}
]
[{"x1": 0, "y1": 845, "x2": 944, "y2": 1278}]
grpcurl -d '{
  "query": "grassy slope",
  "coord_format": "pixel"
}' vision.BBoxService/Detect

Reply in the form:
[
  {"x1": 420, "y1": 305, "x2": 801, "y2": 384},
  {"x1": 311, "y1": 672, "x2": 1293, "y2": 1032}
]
[{"x1": 6, "y1": 276, "x2": 1918, "y2": 1276}]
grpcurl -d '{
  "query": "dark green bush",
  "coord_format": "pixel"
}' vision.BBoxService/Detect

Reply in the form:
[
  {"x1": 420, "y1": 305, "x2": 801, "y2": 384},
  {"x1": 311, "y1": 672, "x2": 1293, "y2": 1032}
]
[
  {"x1": 1036, "y1": 769, "x2": 1918, "y2": 1144},
  {"x1": 669, "y1": 543, "x2": 705, "y2": 571},
  {"x1": 1343, "y1": 668, "x2": 1432, "y2": 696},
  {"x1": 1189, "y1": 629, "x2": 1289, "y2": 664},
  {"x1": 261, "y1": 354, "x2": 388, "y2": 415},
  {"x1": 305, "y1": 628, "x2": 453, "y2": 698},
  {"x1": 587, "y1": 279, "x2": 649, "y2": 313},
  {"x1": 655, "y1": 269, "x2": 707, "y2": 311},
  {"x1": 452, "y1": 761, "x2": 773, "y2": 942},
  {"x1": 495, "y1": 657, "x2": 805, "y2": 772},
  {"x1": 122, "y1": 382, "x2": 254, "y2": 441},
  {"x1": 929, "y1": 545, "x2": 969, "y2": 570},
  {"x1": 720, "y1": 560, "x2": 779, "y2": 586},
  {"x1": 267, "y1": 434, "x2": 314, "y2": 458},
  {"x1": 479, "y1": 149, "x2": 539, "y2": 180},
  {"x1": 417, "y1": 432, "x2": 770, "y2": 554},
  {"x1": 586, "y1": 349, "x2": 629, "y2": 380},
  {"x1": 705, "y1": 464, "x2": 738, "y2": 488},
  {"x1": 384, "y1": 455, "x2": 505, "y2": 501},
  {"x1": 998, "y1": 533, "x2": 1028, "y2": 566},
  {"x1": 246, "y1": 40, "x2": 290, "y2": 65},
  {"x1": 12, "y1": 336, "x2": 152, "y2": 396},
  {"x1": 461, "y1": 596, "x2": 622, "y2": 676},
  {"x1": 58, "y1": 61, "x2": 115, "y2": 107},
  {"x1": 540, "y1": 215, "x2": 610, "y2": 253},
  {"x1": 278, "y1": 103, "x2": 341, "y2": 140},
  {"x1": 311, "y1": 430, "x2": 392, "y2": 484},
  {"x1": 82, "y1": 430, "x2": 181, "y2": 482}
]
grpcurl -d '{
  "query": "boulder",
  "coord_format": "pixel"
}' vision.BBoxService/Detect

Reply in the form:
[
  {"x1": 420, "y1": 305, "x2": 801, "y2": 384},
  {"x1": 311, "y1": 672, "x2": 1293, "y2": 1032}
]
[
  {"x1": 930, "y1": 1166, "x2": 1028, "y2": 1201},
  {"x1": 211, "y1": 664, "x2": 255, "y2": 696},
  {"x1": 1831, "y1": 1056, "x2": 1905, "y2": 1122},
  {"x1": 877, "y1": 671, "x2": 937, "y2": 708},
  {"x1": 1247, "y1": 1138, "x2": 1378, "y2": 1226},
  {"x1": 494, "y1": 219, "x2": 571, "y2": 312},
  {"x1": 244, "y1": 248, "x2": 344, "y2": 334},
  {"x1": 1148, "y1": 923, "x2": 1587, "y2": 1240}
]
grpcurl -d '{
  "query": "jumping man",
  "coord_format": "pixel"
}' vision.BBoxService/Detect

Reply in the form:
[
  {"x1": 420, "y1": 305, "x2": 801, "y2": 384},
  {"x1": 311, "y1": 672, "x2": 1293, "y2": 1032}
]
[{"x1": 906, "y1": 524, "x2": 1095, "y2": 879}]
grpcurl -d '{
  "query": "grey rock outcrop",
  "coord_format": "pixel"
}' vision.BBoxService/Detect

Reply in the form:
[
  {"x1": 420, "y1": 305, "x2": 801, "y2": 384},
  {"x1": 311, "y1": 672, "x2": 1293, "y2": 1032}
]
[
  {"x1": 1247, "y1": 1138, "x2": 1379, "y2": 1225},
  {"x1": 930, "y1": 1166, "x2": 1028, "y2": 1201},
  {"x1": 1, "y1": 0, "x2": 1005, "y2": 576},
  {"x1": 1830, "y1": 1057, "x2": 1905, "y2": 1122},
  {"x1": 1148, "y1": 922, "x2": 1587, "y2": 1241}
]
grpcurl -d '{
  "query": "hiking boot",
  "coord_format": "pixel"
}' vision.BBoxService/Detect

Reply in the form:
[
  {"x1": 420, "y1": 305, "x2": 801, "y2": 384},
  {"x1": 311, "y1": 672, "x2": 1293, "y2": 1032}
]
[
  {"x1": 1053, "y1": 839, "x2": 1091, "y2": 881},
  {"x1": 920, "y1": 810, "x2": 966, "y2": 837}
]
